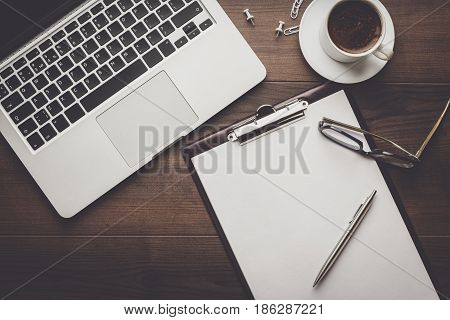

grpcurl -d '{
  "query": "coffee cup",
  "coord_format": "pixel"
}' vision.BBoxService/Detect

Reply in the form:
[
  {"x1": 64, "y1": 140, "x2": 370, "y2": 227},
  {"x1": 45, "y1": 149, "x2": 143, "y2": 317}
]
[{"x1": 319, "y1": 0, "x2": 394, "y2": 63}]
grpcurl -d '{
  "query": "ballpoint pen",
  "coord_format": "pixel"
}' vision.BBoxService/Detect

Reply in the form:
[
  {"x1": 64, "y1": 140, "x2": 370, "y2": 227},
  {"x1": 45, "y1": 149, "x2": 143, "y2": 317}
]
[{"x1": 313, "y1": 189, "x2": 377, "y2": 288}]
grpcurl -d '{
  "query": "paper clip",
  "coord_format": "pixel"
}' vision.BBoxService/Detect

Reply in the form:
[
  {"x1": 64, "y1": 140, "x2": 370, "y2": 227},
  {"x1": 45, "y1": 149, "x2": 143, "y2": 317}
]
[
  {"x1": 283, "y1": 25, "x2": 300, "y2": 36},
  {"x1": 290, "y1": 0, "x2": 304, "y2": 19}
]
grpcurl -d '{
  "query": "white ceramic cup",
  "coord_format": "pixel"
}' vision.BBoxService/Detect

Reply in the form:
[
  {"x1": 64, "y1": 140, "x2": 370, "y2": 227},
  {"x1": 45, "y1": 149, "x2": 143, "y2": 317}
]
[{"x1": 319, "y1": 0, "x2": 394, "y2": 63}]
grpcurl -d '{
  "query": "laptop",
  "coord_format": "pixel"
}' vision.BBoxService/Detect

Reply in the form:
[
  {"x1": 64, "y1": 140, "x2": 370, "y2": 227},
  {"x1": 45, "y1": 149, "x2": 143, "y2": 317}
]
[{"x1": 0, "y1": 0, "x2": 266, "y2": 218}]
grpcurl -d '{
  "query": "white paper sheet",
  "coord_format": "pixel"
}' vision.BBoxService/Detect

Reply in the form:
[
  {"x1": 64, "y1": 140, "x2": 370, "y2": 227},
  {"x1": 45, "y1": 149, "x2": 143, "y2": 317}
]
[{"x1": 192, "y1": 91, "x2": 438, "y2": 299}]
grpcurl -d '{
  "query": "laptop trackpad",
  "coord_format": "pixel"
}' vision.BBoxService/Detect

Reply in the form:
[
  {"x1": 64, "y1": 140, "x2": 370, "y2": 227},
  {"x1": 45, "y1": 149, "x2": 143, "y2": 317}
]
[{"x1": 97, "y1": 71, "x2": 198, "y2": 167}]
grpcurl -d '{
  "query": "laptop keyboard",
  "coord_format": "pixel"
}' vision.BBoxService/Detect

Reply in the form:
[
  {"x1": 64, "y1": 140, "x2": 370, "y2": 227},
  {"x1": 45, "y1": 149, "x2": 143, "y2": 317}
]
[{"x1": 0, "y1": 0, "x2": 214, "y2": 152}]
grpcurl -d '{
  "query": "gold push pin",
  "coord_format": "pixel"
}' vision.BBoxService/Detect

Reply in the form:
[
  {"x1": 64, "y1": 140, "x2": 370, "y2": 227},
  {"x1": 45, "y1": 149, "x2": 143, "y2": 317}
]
[{"x1": 243, "y1": 9, "x2": 255, "y2": 25}]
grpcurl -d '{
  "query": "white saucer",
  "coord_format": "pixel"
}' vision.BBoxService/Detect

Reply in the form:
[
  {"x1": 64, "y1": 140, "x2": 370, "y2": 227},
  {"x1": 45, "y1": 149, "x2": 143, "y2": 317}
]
[{"x1": 299, "y1": 0, "x2": 395, "y2": 84}]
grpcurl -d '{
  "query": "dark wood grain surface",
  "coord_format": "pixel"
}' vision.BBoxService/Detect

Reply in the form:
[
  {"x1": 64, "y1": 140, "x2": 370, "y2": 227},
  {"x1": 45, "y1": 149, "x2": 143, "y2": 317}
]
[{"x1": 1, "y1": 0, "x2": 449, "y2": 299}]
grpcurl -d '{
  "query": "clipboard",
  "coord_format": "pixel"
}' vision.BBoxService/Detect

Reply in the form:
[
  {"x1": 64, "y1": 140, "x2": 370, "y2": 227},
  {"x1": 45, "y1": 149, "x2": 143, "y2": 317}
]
[{"x1": 183, "y1": 83, "x2": 441, "y2": 299}]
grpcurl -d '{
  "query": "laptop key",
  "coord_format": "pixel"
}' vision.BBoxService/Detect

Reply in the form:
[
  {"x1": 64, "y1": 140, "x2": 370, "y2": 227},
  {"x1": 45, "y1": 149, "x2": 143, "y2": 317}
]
[
  {"x1": 80, "y1": 22, "x2": 97, "y2": 38},
  {"x1": 94, "y1": 48, "x2": 111, "y2": 64},
  {"x1": 26, "y1": 49, "x2": 40, "y2": 61},
  {"x1": 96, "y1": 65, "x2": 113, "y2": 81},
  {"x1": 31, "y1": 57, "x2": 47, "y2": 73},
  {"x1": 78, "y1": 12, "x2": 91, "y2": 24},
  {"x1": 68, "y1": 31, "x2": 84, "y2": 47},
  {"x1": 56, "y1": 75, "x2": 73, "y2": 91},
  {"x1": 65, "y1": 103, "x2": 85, "y2": 123},
  {"x1": 0, "y1": 84, "x2": 8, "y2": 100},
  {"x1": 122, "y1": 47, "x2": 138, "y2": 63},
  {"x1": 118, "y1": 0, "x2": 134, "y2": 11},
  {"x1": 133, "y1": 4, "x2": 149, "y2": 19},
  {"x1": 40, "y1": 123, "x2": 57, "y2": 141},
  {"x1": 52, "y1": 30, "x2": 66, "y2": 42},
  {"x1": 108, "y1": 21, "x2": 124, "y2": 37},
  {"x1": 47, "y1": 100, "x2": 63, "y2": 116},
  {"x1": 120, "y1": 12, "x2": 136, "y2": 28},
  {"x1": 146, "y1": 29, "x2": 163, "y2": 45},
  {"x1": 81, "y1": 60, "x2": 147, "y2": 112},
  {"x1": 13, "y1": 58, "x2": 27, "y2": 70},
  {"x1": 93, "y1": 13, "x2": 109, "y2": 29},
  {"x1": 57, "y1": 56, "x2": 74, "y2": 72},
  {"x1": 32, "y1": 74, "x2": 49, "y2": 90},
  {"x1": 18, "y1": 118, "x2": 38, "y2": 136},
  {"x1": 134, "y1": 38, "x2": 150, "y2": 54},
  {"x1": 39, "y1": 39, "x2": 53, "y2": 52},
  {"x1": 34, "y1": 109, "x2": 51, "y2": 125},
  {"x1": 2, "y1": 92, "x2": 23, "y2": 112},
  {"x1": 183, "y1": 21, "x2": 196, "y2": 35},
  {"x1": 131, "y1": 22, "x2": 148, "y2": 38},
  {"x1": 199, "y1": 19, "x2": 213, "y2": 31},
  {"x1": 27, "y1": 132, "x2": 45, "y2": 150},
  {"x1": 31, "y1": 93, "x2": 48, "y2": 109},
  {"x1": 145, "y1": 0, "x2": 161, "y2": 11},
  {"x1": 69, "y1": 66, "x2": 85, "y2": 82},
  {"x1": 169, "y1": 0, "x2": 185, "y2": 12},
  {"x1": 106, "y1": 40, "x2": 123, "y2": 55},
  {"x1": 43, "y1": 49, "x2": 59, "y2": 64},
  {"x1": 91, "y1": 3, "x2": 105, "y2": 15},
  {"x1": 52, "y1": 114, "x2": 70, "y2": 132},
  {"x1": 11, "y1": 102, "x2": 35, "y2": 124},
  {"x1": 158, "y1": 39, "x2": 175, "y2": 57},
  {"x1": 83, "y1": 39, "x2": 99, "y2": 55},
  {"x1": 6, "y1": 75, "x2": 21, "y2": 91},
  {"x1": 82, "y1": 57, "x2": 98, "y2": 74},
  {"x1": 187, "y1": 27, "x2": 200, "y2": 39},
  {"x1": 0, "y1": 67, "x2": 14, "y2": 79},
  {"x1": 70, "y1": 48, "x2": 87, "y2": 63},
  {"x1": 55, "y1": 40, "x2": 71, "y2": 56},
  {"x1": 44, "y1": 84, "x2": 60, "y2": 100},
  {"x1": 119, "y1": 31, "x2": 135, "y2": 47},
  {"x1": 144, "y1": 13, "x2": 160, "y2": 29},
  {"x1": 84, "y1": 74, "x2": 101, "y2": 89},
  {"x1": 18, "y1": 66, "x2": 34, "y2": 82},
  {"x1": 72, "y1": 83, "x2": 88, "y2": 99},
  {"x1": 95, "y1": 30, "x2": 112, "y2": 46},
  {"x1": 156, "y1": 5, "x2": 172, "y2": 21},
  {"x1": 105, "y1": 5, "x2": 121, "y2": 20},
  {"x1": 172, "y1": 1, "x2": 203, "y2": 28},
  {"x1": 45, "y1": 65, "x2": 61, "y2": 81},
  {"x1": 143, "y1": 48, "x2": 163, "y2": 68},
  {"x1": 20, "y1": 83, "x2": 36, "y2": 99},
  {"x1": 65, "y1": 21, "x2": 79, "y2": 33},
  {"x1": 59, "y1": 91, "x2": 76, "y2": 108},
  {"x1": 109, "y1": 56, "x2": 125, "y2": 72},
  {"x1": 159, "y1": 21, "x2": 175, "y2": 36}
]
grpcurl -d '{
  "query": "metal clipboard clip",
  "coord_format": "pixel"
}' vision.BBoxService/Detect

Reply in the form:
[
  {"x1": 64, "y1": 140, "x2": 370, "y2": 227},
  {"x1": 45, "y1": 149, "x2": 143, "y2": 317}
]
[{"x1": 227, "y1": 99, "x2": 308, "y2": 145}]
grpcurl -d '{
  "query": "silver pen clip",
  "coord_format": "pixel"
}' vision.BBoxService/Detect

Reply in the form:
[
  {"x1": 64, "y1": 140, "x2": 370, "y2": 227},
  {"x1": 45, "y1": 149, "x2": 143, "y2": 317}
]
[{"x1": 227, "y1": 99, "x2": 308, "y2": 145}]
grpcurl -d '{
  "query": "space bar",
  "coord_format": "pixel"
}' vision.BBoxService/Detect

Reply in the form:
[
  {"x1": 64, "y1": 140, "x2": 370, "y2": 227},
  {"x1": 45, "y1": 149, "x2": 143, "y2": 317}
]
[{"x1": 80, "y1": 60, "x2": 147, "y2": 112}]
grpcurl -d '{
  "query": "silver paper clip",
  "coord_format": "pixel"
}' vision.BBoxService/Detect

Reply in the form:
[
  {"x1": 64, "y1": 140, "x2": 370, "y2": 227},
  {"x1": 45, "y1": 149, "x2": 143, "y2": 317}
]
[
  {"x1": 227, "y1": 99, "x2": 308, "y2": 145},
  {"x1": 284, "y1": 25, "x2": 300, "y2": 36},
  {"x1": 290, "y1": 0, "x2": 304, "y2": 20}
]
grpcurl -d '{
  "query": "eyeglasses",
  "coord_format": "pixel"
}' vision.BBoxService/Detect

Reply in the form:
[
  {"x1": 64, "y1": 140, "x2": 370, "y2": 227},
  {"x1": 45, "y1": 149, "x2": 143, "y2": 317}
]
[{"x1": 318, "y1": 98, "x2": 449, "y2": 168}]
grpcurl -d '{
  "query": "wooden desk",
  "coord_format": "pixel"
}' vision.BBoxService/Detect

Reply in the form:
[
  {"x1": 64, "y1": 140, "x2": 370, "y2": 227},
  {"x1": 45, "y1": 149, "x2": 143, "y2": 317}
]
[{"x1": 1, "y1": 0, "x2": 449, "y2": 299}]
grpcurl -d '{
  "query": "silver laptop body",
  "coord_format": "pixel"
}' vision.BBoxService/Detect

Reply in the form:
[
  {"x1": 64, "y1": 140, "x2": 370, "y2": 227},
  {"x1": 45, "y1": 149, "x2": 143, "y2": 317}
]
[{"x1": 0, "y1": 0, "x2": 266, "y2": 217}]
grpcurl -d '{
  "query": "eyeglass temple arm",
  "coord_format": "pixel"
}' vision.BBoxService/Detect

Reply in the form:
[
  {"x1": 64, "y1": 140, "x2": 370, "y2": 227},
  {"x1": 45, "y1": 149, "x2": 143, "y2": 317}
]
[
  {"x1": 415, "y1": 98, "x2": 449, "y2": 159},
  {"x1": 321, "y1": 117, "x2": 416, "y2": 157}
]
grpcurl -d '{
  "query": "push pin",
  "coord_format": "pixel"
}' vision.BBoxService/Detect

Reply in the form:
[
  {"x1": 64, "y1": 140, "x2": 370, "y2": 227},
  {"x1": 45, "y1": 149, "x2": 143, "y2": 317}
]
[
  {"x1": 275, "y1": 21, "x2": 285, "y2": 38},
  {"x1": 243, "y1": 9, "x2": 255, "y2": 25}
]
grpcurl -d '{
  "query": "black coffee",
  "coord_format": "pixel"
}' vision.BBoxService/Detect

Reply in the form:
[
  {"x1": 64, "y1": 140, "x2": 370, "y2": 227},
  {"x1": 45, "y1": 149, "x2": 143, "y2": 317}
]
[{"x1": 328, "y1": 1, "x2": 382, "y2": 54}]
